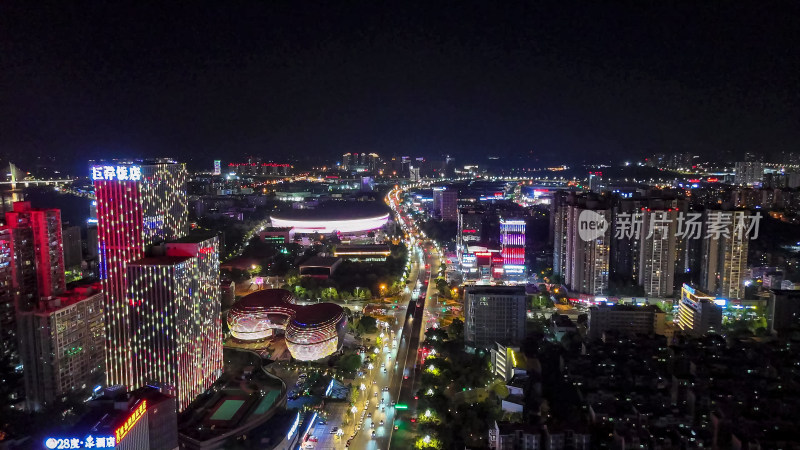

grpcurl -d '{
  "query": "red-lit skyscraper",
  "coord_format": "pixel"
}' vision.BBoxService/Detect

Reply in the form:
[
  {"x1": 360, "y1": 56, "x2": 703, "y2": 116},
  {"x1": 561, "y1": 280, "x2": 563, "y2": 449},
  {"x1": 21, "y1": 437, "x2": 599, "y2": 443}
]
[
  {"x1": 92, "y1": 160, "x2": 188, "y2": 388},
  {"x1": 4, "y1": 201, "x2": 65, "y2": 308}
]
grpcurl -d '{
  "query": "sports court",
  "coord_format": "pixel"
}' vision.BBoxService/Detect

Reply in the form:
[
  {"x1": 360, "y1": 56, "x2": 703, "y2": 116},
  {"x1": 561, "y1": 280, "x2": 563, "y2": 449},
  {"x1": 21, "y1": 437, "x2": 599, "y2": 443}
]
[{"x1": 209, "y1": 398, "x2": 247, "y2": 421}]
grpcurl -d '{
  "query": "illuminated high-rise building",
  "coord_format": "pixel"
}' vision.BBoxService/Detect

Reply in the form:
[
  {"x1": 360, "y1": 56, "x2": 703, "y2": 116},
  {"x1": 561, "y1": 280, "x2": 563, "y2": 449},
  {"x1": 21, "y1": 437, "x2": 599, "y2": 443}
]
[
  {"x1": 0, "y1": 227, "x2": 18, "y2": 365},
  {"x1": 18, "y1": 283, "x2": 105, "y2": 411},
  {"x1": 677, "y1": 284, "x2": 723, "y2": 337},
  {"x1": 433, "y1": 187, "x2": 458, "y2": 221},
  {"x1": 500, "y1": 217, "x2": 526, "y2": 281},
  {"x1": 638, "y1": 208, "x2": 679, "y2": 297},
  {"x1": 92, "y1": 160, "x2": 188, "y2": 389},
  {"x1": 162, "y1": 233, "x2": 223, "y2": 410},
  {"x1": 558, "y1": 194, "x2": 611, "y2": 295},
  {"x1": 700, "y1": 211, "x2": 749, "y2": 299},
  {"x1": 0, "y1": 202, "x2": 66, "y2": 406},
  {"x1": 4, "y1": 201, "x2": 65, "y2": 308}
]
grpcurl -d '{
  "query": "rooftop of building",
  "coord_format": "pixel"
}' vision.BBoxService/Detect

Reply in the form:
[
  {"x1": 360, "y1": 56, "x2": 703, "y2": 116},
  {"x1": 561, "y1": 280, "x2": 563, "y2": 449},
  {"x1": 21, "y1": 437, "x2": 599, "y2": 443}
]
[
  {"x1": 590, "y1": 303, "x2": 663, "y2": 313},
  {"x1": 299, "y1": 256, "x2": 342, "y2": 268},
  {"x1": 89, "y1": 158, "x2": 180, "y2": 166},
  {"x1": 495, "y1": 420, "x2": 544, "y2": 435},
  {"x1": 465, "y1": 285, "x2": 526, "y2": 295},
  {"x1": 231, "y1": 289, "x2": 344, "y2": 326},
  {"x1": 270, "y1": 201, "x2": 390, "y2": 221},
  {"x1": 552, "y1": 314, "x2": 576, "y2": 327},
  {"x1": 170, "y1": 231, "x2": 219, "y2": 243},
  {"x1": 33, "y1": 282, "x2": 104, "y2": 313},
  {"x1": 333, "y1": 244, "x2": 391, "y2": 253},
  {"x1": 70, "y1": 386, "x2": 172, "y2": 439},
  {"x1": 128, "y1": 255, "x2": 194, "y2": 266}
]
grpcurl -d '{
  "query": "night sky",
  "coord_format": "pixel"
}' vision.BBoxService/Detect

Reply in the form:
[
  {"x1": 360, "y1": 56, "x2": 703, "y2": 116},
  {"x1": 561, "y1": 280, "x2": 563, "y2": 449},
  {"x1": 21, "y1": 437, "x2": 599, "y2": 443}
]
[{"x1": 1, "y1": 1, "x2": 798, "y2": 169}]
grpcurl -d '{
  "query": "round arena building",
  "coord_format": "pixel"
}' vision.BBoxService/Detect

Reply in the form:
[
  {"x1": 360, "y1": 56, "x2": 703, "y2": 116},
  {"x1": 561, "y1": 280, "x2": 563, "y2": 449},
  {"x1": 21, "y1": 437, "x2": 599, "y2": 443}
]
[
  {"x1": 227, "y1": 289, "x2": 347, "y2": 361},
  {"x1": 269, "y1": 202, "x2": 390, "y2": 234}
]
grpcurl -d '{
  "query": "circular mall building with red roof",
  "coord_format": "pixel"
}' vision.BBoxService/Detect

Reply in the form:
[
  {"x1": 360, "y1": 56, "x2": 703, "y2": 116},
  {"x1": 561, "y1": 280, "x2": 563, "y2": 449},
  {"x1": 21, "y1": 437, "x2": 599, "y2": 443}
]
[{"x1": 227, "y1": 289, "x2": 347, "y2": 361}]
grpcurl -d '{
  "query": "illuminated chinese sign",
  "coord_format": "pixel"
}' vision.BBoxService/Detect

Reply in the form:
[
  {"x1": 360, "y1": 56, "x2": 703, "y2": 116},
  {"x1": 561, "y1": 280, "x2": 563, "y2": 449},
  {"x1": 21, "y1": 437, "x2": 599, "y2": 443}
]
[
  {"x1": 91, "y1": 165, "x2": 142, "y2": 181},
  {"x1": 114, "y1": 400, "x2": 147, "y2": 443},
  {"x1": 44, "y1": 435, "x2": 116, "y2": 449}
]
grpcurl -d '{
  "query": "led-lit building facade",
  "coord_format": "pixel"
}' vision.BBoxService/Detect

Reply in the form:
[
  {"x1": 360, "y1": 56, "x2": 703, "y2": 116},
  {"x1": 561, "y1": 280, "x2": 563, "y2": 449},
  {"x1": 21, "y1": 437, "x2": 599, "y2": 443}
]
[
  {"x1": 457, "y1": 207, "x2": 486, "y2": 279},
  {"x1": 269, "y1": 214, "x2": 389, "y2": 234},
  {"x1": 500, "y1": 217, "x2": 526, "y2": 281},
  {"x1": 18, "y1": 283, "x2": 105, "y2": 411},
  {"x1": 126, "y1": 233, "x2": 222, "y2": 412},
  {"x1": 164, "y1": 232, "x2": 223, "y2": 405},
  {"x1": 5, "y1": 201, "x2": 65, "y2": 308},
  {"x1": 92, "y1": 160, "x2": 188, "y2": 390},
  {"x1": 342, "y1": 152, "x2": 380, "y2": 172},
  {"x1": 676, "y1": 284, "x2": 723, "y2": 337},
  {"x1": 227, "y1": 289, "x2": 347, "y2": 361},
  {"x1": 0, "y1": 202, "x2": 67, "y2": 405}
]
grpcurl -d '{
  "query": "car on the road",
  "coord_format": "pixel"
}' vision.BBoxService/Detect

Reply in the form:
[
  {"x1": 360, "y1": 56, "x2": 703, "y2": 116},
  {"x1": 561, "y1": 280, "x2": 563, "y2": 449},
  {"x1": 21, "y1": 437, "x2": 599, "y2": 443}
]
[
  {"x1": 379, "y1": 419, "x2": 384, "y2": 426},
  {"x1": 367, "y1": 412, "x2": 372, "y2": 418},
  {"x1": 330, "y1": 427, "x2": 338, "y2": 434},
  {"x1": 370, "y1": 422, "x2": 375, "y2": 429},
  {"x1": 371, "y1": 431, "x2": 376, "y2": 438}
]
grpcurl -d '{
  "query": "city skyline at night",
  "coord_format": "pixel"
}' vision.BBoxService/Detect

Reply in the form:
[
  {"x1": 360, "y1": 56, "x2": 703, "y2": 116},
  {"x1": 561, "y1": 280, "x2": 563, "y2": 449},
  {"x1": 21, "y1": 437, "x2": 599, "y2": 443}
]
[{"x1": 2, "y1": 3, "x2": 800, "y2": 449}]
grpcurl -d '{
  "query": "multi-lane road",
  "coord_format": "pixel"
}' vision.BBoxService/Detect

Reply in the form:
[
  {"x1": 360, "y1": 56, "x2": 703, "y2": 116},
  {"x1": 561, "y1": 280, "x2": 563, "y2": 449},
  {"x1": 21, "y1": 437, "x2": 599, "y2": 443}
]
[{"x1": 314, "y1": 186, "x2": 440, "y2": 450}]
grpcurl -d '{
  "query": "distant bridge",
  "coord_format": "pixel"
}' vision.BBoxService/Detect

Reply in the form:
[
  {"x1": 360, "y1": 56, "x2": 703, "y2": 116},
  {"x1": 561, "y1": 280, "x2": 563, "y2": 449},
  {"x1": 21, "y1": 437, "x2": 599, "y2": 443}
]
[{"x1": 0, "y1": 162, "x2": 74, "y2": 188}]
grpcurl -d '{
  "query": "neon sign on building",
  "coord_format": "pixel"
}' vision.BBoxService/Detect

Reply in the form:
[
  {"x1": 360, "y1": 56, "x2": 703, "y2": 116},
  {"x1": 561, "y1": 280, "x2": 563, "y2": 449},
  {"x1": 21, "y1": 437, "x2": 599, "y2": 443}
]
[
  {"x1": 44, "y1": 436, "x2": 116, "y2": 449},
  {"x1": 115, "y1": 400, "x2": 147, "y2": 443},
  {"x1": 91, "y1": 165, "x2": 142, "y2": 181}
]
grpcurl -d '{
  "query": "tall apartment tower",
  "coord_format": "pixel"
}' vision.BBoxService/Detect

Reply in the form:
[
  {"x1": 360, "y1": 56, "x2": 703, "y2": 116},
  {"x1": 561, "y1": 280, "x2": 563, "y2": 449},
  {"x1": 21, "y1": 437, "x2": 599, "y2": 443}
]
[
  {"x1": 92, "y1": 160, "x2": 188, "y2": 389},
  {"x1": 18, "y1": 283, "x2": 105, "y2": 410},
  {"x1": 4, "y1": 201, "x2": 65, "y2": 308},
  {"x1": 551, "y1": 192, "x2": 571, "y2": 280},
  {"x1": 561, "y1": 194, "x2": 611, "y2": 295},
  {"x1": 610, "y1": 196, "x2": 648, "y2": 284},
  {"x1": 638, "y1": 208, "x2": 679, "y2": 297},
  {"x1": 0, "y1": 202, "x2": 66, "y2": 403},
  {"x1": 734, "y1": 161, "x2": 765, "y2": 186},
  {"x1": 700, "y1": 211, "x2": 749, "y2": 299},
  {"x1": 433, "y1": 187, "x2": 458, "y2": 222}
]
